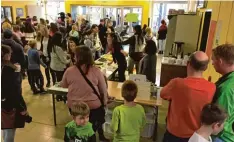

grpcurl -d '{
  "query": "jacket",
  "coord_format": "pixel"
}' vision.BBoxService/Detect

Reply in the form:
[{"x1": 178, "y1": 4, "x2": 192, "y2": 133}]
[
  {"x1": 158, "y1": 25, "x2": 167, "y2": 40},
  {"x1": 212, "y1": 71, "x2": 234, "y2": 142},
  {"x1": 2, "y1": 39, "x2": 25, "y2": 68},
  {"x1": 27, "y1": 48, "x2": 47, "y2": 70},
  {"x1": 50, "y1": 45, "x2": 70, "y2": 71},
  {"x1": 1, "y1": 65, "x2": 27, "y2": 112},
  {"x1": 139, "y1": 54, "x2": 157, "y2": 83}
]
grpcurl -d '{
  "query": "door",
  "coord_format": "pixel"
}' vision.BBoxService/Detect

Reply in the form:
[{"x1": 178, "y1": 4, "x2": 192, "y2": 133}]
[{"x1": 1, "y1": 6, "x2": 13, "y2": 23}]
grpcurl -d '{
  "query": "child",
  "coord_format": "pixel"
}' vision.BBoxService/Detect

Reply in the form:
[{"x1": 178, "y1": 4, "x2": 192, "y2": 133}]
[
  {"x1": 13, "y1": 25, "x2": 24, "y2": 41},
  {"x1": 27, "y1": 39, "x2": 47, "y2": 94},
  {"x1": 69, "y1": 25, "x2": 79, "y2": 38},
  {"x1": 189, "y1": 104, "x2": 227, "y2": 142},
  {"x1": 64, "y1": 102, "x2": 96, "y2": 142},
  {"x1": 111, "y1": 80, "x2": 146, "y2": 142}
]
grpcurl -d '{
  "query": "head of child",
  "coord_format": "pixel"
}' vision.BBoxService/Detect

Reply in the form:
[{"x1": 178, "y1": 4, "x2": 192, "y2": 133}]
[
  {"x1": 70, "y1": 102, "x2": 90, "y2": 126},
  {"x1": 28, "y1": 40, "x2": 37, "y2": 49},
  {"x1": 13, "y1": 25, "x2": 20, "y2": 32},
  {"x1": 200, "y1": 104, "x2": 227, "y2": 135},
  {"x1": 121, "y1": 80, "x2": 138, "y2": 103},
  {"x1": 72, "y1": 25, "x2": 77, "y2": 31}
]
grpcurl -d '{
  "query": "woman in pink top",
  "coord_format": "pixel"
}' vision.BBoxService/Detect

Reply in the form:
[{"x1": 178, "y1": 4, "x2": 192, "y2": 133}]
[{"x1": 60, "y1": 45, "x2": 109, "y2": 141}]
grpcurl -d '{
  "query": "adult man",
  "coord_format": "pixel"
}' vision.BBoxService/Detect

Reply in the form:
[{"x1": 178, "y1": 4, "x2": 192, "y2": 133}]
[
  {"x1": 212, "y1": 44, "x2": 234, "y2": 142},
  {"x1": 161, "y1": 51, "x2": 216, "y2": 142},
  {"x1": 98, "y1": 19, "x2": 107, "y2": 54}
]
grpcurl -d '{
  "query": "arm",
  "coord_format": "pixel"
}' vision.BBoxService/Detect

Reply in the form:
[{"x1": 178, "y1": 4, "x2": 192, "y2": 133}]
[
  {"x1": 160, "y1": 78, "x2": 177, "y2": 101},
  {"x1": 122, "y1": 36, "x2": 134, "y2": 45},
  {"x1": 17, "y1": 44, "x2": 26, "y2": 68},
  {"x1": 141, "y1": 107, "x2": 146, "y2": 129},
  {"x1": 55, "y1": 46, "x2": 71, "y2": 65},
  {"x1": 111, "y1": 108, "x2": 119, "y2": 133},
  {"x1": 97, "y1": 69, "x2": 108, "y2": 105},
  {"x1": 60, "y1": 69, "x2": 69, "y2": 88}
]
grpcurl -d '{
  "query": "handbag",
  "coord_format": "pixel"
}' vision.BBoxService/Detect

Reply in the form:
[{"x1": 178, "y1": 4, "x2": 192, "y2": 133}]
[{"x1": 1, "y1": 108, "x2": 16, "y2": 129}]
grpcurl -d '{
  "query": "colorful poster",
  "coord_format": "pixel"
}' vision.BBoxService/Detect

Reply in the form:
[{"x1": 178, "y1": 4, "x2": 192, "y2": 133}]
[{"x1": 206, "y1": 20, "x2": 217, "y2": 58}]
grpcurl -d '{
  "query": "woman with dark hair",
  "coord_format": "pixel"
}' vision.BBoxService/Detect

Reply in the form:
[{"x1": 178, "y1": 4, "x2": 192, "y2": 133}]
[
  {"x1": 122, "y1": 25, "x2": 145, "y2": 74},
  {"x1": 50, "y1": 32, "x2": 71, "y2": 82},
  {"x1": 158, "y1": 19, "x2": 167, "y2": 54},
  {"x1": 139, "y1": 40, "x2": 157, "y2": 83},
  {"x1": 1, "y1": 44, "x2": 28, "y2": 142},
  {"x1": 61, "y1": 46, "x2": 109, "y2": 141},
  {"x1": 107, "y1": 33, "x2": 127, "y2": 82},
  {"x1": 142, "y1": 24, "x2": 147, "y2": 36},
  {"x1": 24, "y1": 18, "x2": 36, "y2": 41},
  {"x1": 68, "y1": 36, "x2": 79, "y2": 64}
]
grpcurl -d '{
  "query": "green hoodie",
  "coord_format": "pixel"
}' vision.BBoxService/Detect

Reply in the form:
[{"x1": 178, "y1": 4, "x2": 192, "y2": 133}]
[
  {"x1": 212, "y1": 71, "x2": 234, "y2": 142},
  {"x1": 64, "y1": 121, "x2": 96, "y2": 142}
]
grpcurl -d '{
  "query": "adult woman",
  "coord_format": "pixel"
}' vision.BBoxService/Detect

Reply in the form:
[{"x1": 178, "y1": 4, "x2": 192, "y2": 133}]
[
  {"x1": 145, "y1": 27, "x2": 157, "y2": 45},
  {"x1": 107, "y1": 33, "x2": 127, "y2": 82},
  {"x1": 24, "y1": 18, "x2": 36, "y2": 41},
  {"x1": 158, "y1": 19, "x2": 167, "y2": 54},
  {"x1": 61, "y1": 46, "x2": 109, "y2": 141},
  {"x1": 68, "y1": 36, "x2": 79, "y2": 64},
  {"x1": 38, "y1": 18, "x2": 49, "y2": 56},
  {"x1": 139, "y1": 40, "x2": 157, "y2": 83},
  {"x1": 50, "y1": 32, "x2": 71, "y2": 82},
  {"x1": 1, "y1": 44, "x2": 28, "y2": 142},
  {"x1": 122, "y1": 25, "x2": 145, "y2": 74}
]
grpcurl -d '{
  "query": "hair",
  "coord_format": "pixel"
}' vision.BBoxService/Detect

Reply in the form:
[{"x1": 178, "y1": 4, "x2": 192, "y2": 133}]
[
  {"x1": 13, "y1": 25, "x2": 20, "y2": 32},
  {"x1": 75, "y1": 45, "x2": 94, "y2": 74},
  {"x1": 46, "y1": 20, "x2": 49, "y2": 24},
  {"x1": 36, "y1": 31, "x2": 42, "y2": 42},
  {"x1": 145, "y1": 27, "x2": 152, "y2": 35},
  {"x1": 50, "y1": 23, "x2": 59, "y2": 34},
  {"x1": 100, "y1": 19, "x2": 104, "y2": 22},
  {"x1": 72, "y1": 25, "x2": 77, "y2": 31},
  {"x1": 189, "y1": 53, "x2": 209, "y2": 71},
  {"x1": 145, "y1": 40, "x2": 157, "y2": 55},
  {"x1": 51, "y1": 32, "x2": 63, "y2": 47},
  {"x1": 143, "y1": 24, "x2": 147, "y2": 29},
  {"x1": 24, "y1": 19, "x2": 35, "y2": 33},
  {"x1": 69, "y1": 36, "x2": 79, "y2": 46},
  {"x1": 67, "y1": 13, "x2": 71, "y2": 17},
  {"x1": 134, "y1": 25, "x2": 144, "y2": 45},
  {"x1": 33, "y1": 16, "x2": 37, "y2": 21},
  {"x1": 2, "y1": 22, "x2": 12, "y2": 31},
  {"x1": 161, "y1": 19, "x2": 166, "y2": 25},
  {"x1": 40, "y1": 18, "x2": 46, "y2": 25},
  {"x1": 70, "y1": 102, "x2": 90, "y2": 117},
  {"x1": 201, "y1": 103, "x2": 227, "y2": 125},
  {"x1": 212, "y1": 44, "x2": 234, "y2": 65},
  {"x1": 91, "y1": 24, "x2": 98, "y2": 30},
  {"x1": 28, "y1": 39, "x2": 37, "y2": 49},
  {"x1": 121, "y1": 80, "x2": 138, "y2": 102}
]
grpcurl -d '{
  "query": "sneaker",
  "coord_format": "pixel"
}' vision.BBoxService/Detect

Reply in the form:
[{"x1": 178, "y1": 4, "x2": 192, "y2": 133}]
[
  {"x1": 40, "y1": 88, "x2": 47, "y2": 94},
  {"x1": 46, "y1": 83, "x2": 50, "y2": 88},
  {"x1": 33, "y1": 89, "x2": 40, "y2": 95}
]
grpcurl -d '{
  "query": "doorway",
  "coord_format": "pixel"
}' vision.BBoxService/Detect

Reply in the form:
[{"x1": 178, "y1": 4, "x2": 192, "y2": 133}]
[
  {"x1": 199, "y1": 11, "x2": 212, "y2": 52},
  {"x1": 1, "y1": 6, "x2": 13, "y2": 23}
]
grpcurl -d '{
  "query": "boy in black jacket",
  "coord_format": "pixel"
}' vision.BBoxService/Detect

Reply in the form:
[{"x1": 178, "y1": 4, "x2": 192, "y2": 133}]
[{"x1": 64, "y1": 102, "x2": 96, "y2": 142}]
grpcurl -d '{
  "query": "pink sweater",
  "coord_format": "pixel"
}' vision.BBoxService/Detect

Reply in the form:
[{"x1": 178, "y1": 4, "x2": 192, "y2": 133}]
[{"x1": 61, "y1": 65, "x2": 108, "y2": 109}]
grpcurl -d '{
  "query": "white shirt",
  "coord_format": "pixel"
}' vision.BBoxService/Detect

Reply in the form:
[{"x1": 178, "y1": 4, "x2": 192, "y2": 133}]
[{"x1": 189, "y1": 132, "x2": 212, "y2": 142}]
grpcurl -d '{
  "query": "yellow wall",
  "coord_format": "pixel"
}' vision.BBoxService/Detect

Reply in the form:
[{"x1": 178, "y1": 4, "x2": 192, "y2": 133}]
[
  {"x1": 64, "y1": 0, "x2": 149, "y2": 26},
  {"x1": 202, "y1": 1, "x2": 234, "y2": 82},
  {"x1": 1, "y1": 0, "x2": 37, "y2": 22}
]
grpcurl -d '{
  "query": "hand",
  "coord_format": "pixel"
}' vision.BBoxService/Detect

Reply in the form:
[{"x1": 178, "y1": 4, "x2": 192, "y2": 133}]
[
  {"x1": 121, "y1": 50, "x2": 128, "y2": 56},
  {"x1": 14, "y1": 63, "x2": 21, "y2": 72},
  {"x1": 20, "y1": 110, "x2": 28, "y2": 115},
  {"x1": 46, "y1": 57, "x2": 50, "y2": 62}
]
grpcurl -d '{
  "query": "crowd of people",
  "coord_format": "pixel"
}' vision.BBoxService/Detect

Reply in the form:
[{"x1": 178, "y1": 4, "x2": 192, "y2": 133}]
[{"x1": 1, "y1": 13, "x2": 234, "y2": 142}]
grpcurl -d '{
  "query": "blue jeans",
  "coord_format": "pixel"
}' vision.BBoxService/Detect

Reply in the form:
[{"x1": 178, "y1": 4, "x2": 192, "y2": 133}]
[
  {"x1": 2, "y1": 129, "x2": 16, "y2": 142},
  {"x1": 213, "y1": 138, "x2": 224, "y2": 142}
]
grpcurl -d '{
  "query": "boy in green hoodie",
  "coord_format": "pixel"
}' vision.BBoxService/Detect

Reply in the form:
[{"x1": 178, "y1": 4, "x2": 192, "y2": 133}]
[
  {"x1": 111, "y1": 80, "x2": 146, "y2": 142},
  {"x1": 64, "y1": 102, "x2": 96, "y2": 142}
]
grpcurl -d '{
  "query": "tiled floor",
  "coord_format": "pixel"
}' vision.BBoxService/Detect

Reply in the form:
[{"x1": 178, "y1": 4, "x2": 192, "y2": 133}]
[{"x1": 2, "y1": 55, "x2": 169, "y2": 142}]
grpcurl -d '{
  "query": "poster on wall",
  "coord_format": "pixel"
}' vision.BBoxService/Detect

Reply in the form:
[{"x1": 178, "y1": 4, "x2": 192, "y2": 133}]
[
  {"x1": 16, "y1": 8, "x2": 24, "y2": 17},
  {"x1": 206, "y1": 20, "x2": 217, "y2": 58}
]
